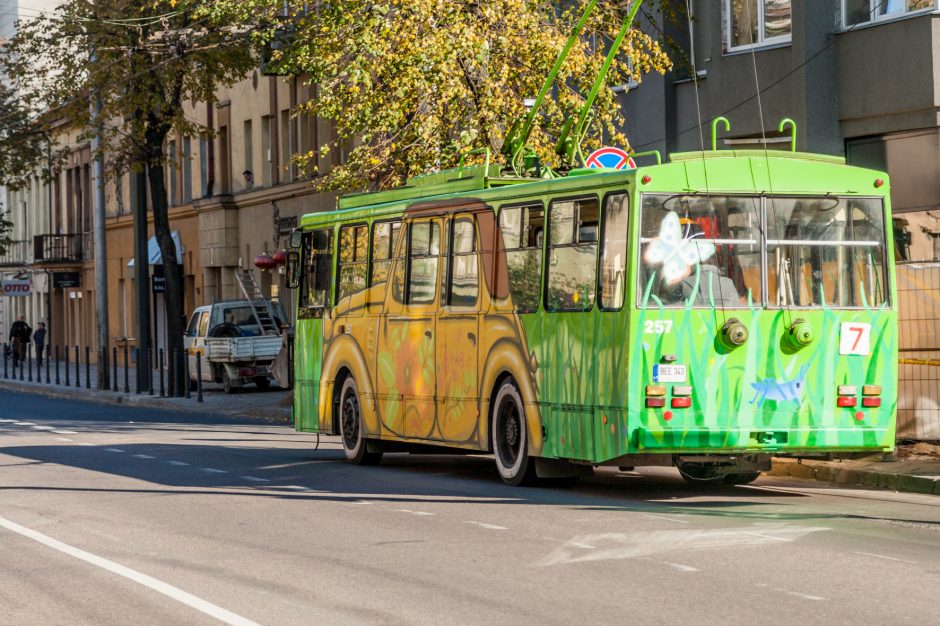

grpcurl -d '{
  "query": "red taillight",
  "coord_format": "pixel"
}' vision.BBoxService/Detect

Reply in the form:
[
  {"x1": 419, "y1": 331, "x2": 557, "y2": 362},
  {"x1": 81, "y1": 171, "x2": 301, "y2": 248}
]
[
  {"x1": 862, "y1": 397, "x2": 881, "y2": 408},
  {"x1": 646, "y1": 397, "x2": 666, "y2": 408},
  {"x1": 671, "y1": 397, "x2": 692, "y2": 408},
  {"x1": 837, "y1": 396, "x2": 857, "y2": 407}
]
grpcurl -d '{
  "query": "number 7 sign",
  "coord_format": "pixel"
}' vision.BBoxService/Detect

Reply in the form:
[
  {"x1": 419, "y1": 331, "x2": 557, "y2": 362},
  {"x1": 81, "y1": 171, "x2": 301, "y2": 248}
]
[{"x1": 840, "y1": 322, "x2": 871, "y2": 356}]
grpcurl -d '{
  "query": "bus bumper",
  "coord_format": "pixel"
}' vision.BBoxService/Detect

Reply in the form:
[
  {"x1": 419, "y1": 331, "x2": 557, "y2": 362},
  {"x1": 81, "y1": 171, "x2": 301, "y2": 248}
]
[{"x1": 634, "y1": 427, "x2": 894, "y2": 454}]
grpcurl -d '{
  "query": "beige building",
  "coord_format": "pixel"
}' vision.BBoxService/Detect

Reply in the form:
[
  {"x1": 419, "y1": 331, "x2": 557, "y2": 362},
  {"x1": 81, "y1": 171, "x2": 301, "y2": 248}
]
[{"x1": 2, "y1": 67, "x2": 342, "y2": 365}]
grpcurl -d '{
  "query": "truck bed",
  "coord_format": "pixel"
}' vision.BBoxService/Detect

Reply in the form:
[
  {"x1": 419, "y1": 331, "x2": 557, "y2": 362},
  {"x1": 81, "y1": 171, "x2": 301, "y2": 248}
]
[{"x1": 205, "y1": 335, "x2": 282, "y2": 362}]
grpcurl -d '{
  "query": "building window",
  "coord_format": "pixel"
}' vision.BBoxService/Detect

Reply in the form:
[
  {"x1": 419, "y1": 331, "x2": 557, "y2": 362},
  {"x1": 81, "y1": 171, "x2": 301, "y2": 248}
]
[
  {"x1": 261, "y1": 115, "x2": 273, "y2": 187},
  {"x1": 199, "y1": 134, "x2": 209, "y2": 197},
  {"x1": 725, "y1": 0, "x2": 791, "y2": 51},
  {"x1": 167, "y1": 139, "x2": 177, "y2": 207},
  {"x1": 182, "y1": 137, "x2": 192, "y2": 203},
  {"x1": 243, "y1": 120, "x2": 254, "y2": 191},
  {"x1": 844, "y1": 0, "x2": 935, "y2": 27}
]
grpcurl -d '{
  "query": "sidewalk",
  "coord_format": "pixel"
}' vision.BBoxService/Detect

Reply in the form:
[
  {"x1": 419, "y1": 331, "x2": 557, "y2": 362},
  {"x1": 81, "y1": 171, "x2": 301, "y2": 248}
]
[
  {"x1": 769, "y1": 444, "x2": 940, "y2": 496},
  {"x1": 0, "y1": 357, "x2": 292, "y2": 424}
]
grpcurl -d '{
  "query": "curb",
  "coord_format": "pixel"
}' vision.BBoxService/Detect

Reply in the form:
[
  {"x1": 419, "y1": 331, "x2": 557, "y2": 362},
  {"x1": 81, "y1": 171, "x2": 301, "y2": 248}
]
[
  {"x1": 0, "y1": 379, "x2": 292, "y2": 425},
  {"x1": 770, "y1": 458, "x2": 940, "y2": 496}
]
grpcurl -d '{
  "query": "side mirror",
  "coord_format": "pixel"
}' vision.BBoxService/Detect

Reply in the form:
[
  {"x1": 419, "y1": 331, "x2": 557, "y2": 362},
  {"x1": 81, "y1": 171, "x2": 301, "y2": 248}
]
[
  {"x1": 289, "y1": 228, "x2": 303, "y2": 249},
  {"x1": 286, "y1": 250, "x2": 301, "y2": 289}
]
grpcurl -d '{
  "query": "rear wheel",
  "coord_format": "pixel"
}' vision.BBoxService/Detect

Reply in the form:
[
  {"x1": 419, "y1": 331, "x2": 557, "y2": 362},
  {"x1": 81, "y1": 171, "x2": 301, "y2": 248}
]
[
  {"x1": 339, "y1": 377, "x2": 382, "y2": 465},
  {"x1": 724, "y1": 471, "x2": 761, "y2": 485},
  {"x1": 491, "y1": 381, "x2": 537, "y2": 486},
  {"x1": 222, "y1": 369, "x2": 236, "y2": 394}
]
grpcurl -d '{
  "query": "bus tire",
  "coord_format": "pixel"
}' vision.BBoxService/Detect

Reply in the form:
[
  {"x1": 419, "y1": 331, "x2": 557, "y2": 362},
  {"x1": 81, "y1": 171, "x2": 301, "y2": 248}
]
[
  {"x1": 724, "y1": 471, "x2": 761, "y2": 485},
  {"x1": 339, "y1": 377, "x2": 382, "y2": 466},
  {"x1": 491, "y1": 381, "x2": 537, "y2": 486}
]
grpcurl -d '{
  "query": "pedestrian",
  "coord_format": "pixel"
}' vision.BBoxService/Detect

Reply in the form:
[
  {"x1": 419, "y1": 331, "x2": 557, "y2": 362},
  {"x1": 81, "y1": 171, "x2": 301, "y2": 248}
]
[
  {"x1": 9, "y1": 315, "x2": 31, "y2": 366},
  {"x1": 33, "y1": 322, "x2": 46, "y2": 368}
]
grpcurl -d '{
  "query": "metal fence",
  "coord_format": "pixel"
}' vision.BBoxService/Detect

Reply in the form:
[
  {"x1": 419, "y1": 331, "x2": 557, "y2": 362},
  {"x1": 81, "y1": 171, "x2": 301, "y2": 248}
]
[{"x1": 896, "y1": 261, "x2": 940, "y2": 441}]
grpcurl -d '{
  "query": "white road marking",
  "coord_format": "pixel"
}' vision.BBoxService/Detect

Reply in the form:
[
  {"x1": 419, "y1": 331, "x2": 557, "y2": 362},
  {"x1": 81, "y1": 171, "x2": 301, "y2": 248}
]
[
  {"x1": 0, "y1": 419, "x2": 15, "y2": 423},
  {"x1": 854, "y1": 551, "x2": 918, "y2": 564},
  {"x1": 463, "y1": 521, "x2": 508, "y2": 530},
  {"x1": 200, "y1": 468, "x2": 227, "y2": 474},
  {"x1": 55, "y1": 438, "x2": 74, "y2": 442},
  {"x1": 644, "y1": 514, "x2": 691, "y2": 525},
  {"x1": 166, "y1": 461, "x2": 190, "y2": 467},
  {"x1": 664, "y1": 562, "x2": 699, "y2": 572},
  {"x1": 755, "y1": 583, "x2": 825, "y2": 601},
  {"x1": 52, "y1": 430, "x2": 78, "y2": 435},
  {"x1": 30, "y1": 425, "x2": 55, "y2": 430},
  {"x1": 282, "y1": 485, "x2": 309, "y2": 491},
  {"x1": 0, "y1": 515, "x2": 260, "y2": 626},
  {"x1": 538, "y1": 524, "x2": 829, "y2": 566},
  {"x1": 14, "y1": 422, "x2": 36, "y2": 426},
  {"x1": 104, "y1": 448, "x2": 125, "y2": 453},
  {"x1": 241, "y1": 476, "x2": 270, "y2": 483},
  {"x1": 133, "y1": 454, "x2": 155, "y2": 460},
  {"x1": 395, "y1": 509, "x2": 434, "y2": 516}
]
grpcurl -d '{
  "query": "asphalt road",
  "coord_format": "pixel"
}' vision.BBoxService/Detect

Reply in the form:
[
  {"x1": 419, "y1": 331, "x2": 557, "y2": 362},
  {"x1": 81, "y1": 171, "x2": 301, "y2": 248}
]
[{"x1": 1, "y1": 391, "x2": 938, "y2": 625}]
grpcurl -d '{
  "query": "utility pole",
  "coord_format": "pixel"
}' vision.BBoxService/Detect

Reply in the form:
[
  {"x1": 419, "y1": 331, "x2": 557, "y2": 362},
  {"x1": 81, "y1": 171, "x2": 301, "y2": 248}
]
[
  {"x1": 133, "y1": 168, "x2": 150, "y2": 392},
  {"x1": 92, "y1": 96, "x2": 110, "y2": 389}
]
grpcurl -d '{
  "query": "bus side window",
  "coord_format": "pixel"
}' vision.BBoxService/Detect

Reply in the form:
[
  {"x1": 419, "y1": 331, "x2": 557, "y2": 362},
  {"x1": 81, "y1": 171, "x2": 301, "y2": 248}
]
[
  {"x1": 546, "y1": 197, "x2": 598, "y2": 311},
  {"x1": 300, "y1": 228, "x2": 333, "y2": 315},
  {"x1": 499, "y1": 203, "x2": 543, "y2": 312},
  {"x1": 447, "y1": 216, "x2": 479, "y2": 307},
  {"x1": 406, "y1": 220, "x2": 440, "y2": 305},
  {"x1": 600, "y1": 193, "x2": 629, "y2": 310},
  {"x1": 337, "y1": 224, "x2": 368, "y2": 302},
  {"x1": 371, "y1": 220, "x2": 402, "y2": 288}
]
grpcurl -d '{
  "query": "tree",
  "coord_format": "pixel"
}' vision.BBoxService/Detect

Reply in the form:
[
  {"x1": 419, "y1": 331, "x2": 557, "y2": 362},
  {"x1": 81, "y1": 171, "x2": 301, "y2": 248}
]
[
  {"x1": 211, "y1": 0, "x2": 675, "y2": 191},
  {"x1": 3, "y1": 0, "x2": 260, "y2": 394}
]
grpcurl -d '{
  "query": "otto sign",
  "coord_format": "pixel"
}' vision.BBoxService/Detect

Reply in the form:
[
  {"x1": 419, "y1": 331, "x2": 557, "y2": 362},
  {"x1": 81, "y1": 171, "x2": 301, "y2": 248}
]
[{"x1": 1, "y1": 279, "x2": 32, "y2": 297}]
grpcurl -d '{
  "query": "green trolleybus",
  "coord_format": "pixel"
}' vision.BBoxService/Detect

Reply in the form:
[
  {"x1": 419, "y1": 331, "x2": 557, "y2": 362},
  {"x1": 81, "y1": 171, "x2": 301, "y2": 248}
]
[{"x1": 286, "y1": 144, "x2": 896, "y2": 486}]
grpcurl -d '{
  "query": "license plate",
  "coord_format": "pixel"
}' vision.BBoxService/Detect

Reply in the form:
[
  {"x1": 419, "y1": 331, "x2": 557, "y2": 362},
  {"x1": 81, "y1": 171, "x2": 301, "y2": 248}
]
[{"x1": 653, "y1": 364, "x2": 686, "y2": 383}]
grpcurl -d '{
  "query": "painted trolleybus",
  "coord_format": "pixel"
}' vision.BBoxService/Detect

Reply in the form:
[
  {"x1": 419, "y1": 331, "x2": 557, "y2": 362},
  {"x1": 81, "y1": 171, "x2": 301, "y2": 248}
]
[{"x1": 286, "y1": 136, "x2": 897, "y2": 486}]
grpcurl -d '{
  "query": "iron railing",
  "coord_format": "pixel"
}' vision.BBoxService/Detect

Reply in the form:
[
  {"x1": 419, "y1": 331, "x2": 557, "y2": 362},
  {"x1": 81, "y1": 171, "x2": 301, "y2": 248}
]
[
  {"x1": 33, "y1": 234, "x2": 82, "y2": 263},
  {"x1": 0, "y1": 240, "x2": 30, "y2": 267}
]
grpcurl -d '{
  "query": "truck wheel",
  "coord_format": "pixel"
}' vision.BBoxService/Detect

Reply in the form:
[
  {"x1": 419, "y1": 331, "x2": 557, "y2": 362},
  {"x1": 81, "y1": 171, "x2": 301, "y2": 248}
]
[
  {"x1": 254, "y1": 376, "x2": 270, "y2": 390},
  {"x1": 339, "y1": 377, "x2": 382, "y2": 465},
  {"x1": 222, "y1": 369, "x2": 236, "y2": 394},
  {"x1": 491, "y1": 380, "x2": 537, "y2": 486}
]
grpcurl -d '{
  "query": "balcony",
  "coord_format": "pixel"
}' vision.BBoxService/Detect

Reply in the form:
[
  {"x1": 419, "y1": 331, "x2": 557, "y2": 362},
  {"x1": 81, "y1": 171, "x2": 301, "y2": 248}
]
[
  {"x1": 0, "y1": 240, "x2": 30, "y2": 267},
  {"x1": 33, "y1": 234, "x2": 82, "y2": 264}
]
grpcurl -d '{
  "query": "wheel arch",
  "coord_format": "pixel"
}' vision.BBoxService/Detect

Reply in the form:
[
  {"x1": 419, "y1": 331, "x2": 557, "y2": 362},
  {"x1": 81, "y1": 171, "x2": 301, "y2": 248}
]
[
  {"x1": 479, "y1": 337, "x2": 543, "y2": 456},
  {"x1": 319, "y1": 334, "x2": 376, "y2": 436}
]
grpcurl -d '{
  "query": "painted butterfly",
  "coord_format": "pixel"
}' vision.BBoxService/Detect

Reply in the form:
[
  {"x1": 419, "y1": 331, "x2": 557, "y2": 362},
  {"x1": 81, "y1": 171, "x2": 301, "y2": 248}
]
[{"x1": 643, "y1": 212, "x2": 716, "y2": 284}]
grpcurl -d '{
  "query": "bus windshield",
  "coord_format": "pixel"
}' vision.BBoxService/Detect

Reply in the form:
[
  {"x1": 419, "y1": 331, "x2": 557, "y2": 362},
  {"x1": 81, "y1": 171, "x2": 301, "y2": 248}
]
[{"x1": 639, "y1": 194, "x2": 888, "y2": 309}]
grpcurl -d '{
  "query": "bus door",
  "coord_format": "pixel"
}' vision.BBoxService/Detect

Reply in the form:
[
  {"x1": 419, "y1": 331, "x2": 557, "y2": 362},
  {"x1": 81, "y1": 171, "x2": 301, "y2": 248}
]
[
  {"x1": 436, "y1": 214, "x2": 481, "y2": 444},
  {"x1": 542, "y1": 196, "x2": 600, "y2": 461},
  {"x1": 377, "y1": 217, "x2": 441, "y2": 440}
]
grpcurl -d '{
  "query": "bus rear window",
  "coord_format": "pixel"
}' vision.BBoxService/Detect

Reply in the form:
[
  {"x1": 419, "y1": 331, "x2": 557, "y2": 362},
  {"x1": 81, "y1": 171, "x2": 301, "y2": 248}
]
[
  {"x1": 767, "y1": 197, "x2": 888, "y2": 308},
  {"x1": 639, "y1": 195, "x2": 760, "y2": 308}
]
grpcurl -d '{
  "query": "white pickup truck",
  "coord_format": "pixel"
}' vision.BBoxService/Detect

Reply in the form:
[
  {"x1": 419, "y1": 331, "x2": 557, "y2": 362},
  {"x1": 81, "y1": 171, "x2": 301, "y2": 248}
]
[{"x1": 184, "y1": 299, "x2": 286, "y2": 393}]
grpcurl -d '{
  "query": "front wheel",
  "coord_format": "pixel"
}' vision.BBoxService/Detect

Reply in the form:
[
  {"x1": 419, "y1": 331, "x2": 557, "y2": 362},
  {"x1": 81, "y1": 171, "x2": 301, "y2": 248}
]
[
  {"x1": 339, "y1": 377, "x2": 382, "y2": 465},
  {"x1": 491, "y1": 381, "x2": 537, "y2": 486}
]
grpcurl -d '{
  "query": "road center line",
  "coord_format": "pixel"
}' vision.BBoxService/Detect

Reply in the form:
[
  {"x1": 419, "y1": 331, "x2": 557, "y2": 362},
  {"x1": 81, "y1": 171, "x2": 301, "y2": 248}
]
[
  {"x1": 133, "y1": 455, "x2": 156, "y2": 460},
  {"x1": 0, "y1": 515, "x2": 260, "y2": 626},
  {"x1": 166, "y1": 461, "x2": 190, "y2": 467},
  {"x1": 241, "y1": 476, "x2": 270, "y2": 483},
  {"x1": 53, "y1": 430, "x2": 78, "y2": 435},
  {"x1": 200, "y1": 468, "x2": 227, "y2": 474},
  {"x1": 104, "y1": 448, "x2": 125, "y2": 453}
]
